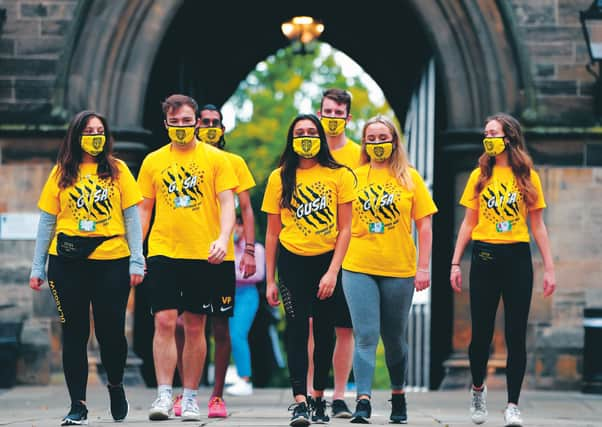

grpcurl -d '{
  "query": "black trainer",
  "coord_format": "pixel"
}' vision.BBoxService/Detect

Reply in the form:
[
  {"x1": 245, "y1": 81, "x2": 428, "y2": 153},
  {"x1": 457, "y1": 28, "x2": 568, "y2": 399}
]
[
  {"x1": 331, "y1": 399, "x2": 352, "y2": 418},
  {"x1": 311, "y1": 397, "x2": 330, "y2": 424},
  {"x1": 288, "y1": 401, "x2": 310, "y2": 426},
  {"x1": 389, "y1": 394, "x2": 408, "y2": 424},
  {"x1": 108, "y1": 383, "x2": 129, "y2": 421},
  {"x1": 350, "y1": 398, "x2": 371, "y2": 424},
  {"x1": 61, "y1": 401, "x2": 88, "y2": 426}
]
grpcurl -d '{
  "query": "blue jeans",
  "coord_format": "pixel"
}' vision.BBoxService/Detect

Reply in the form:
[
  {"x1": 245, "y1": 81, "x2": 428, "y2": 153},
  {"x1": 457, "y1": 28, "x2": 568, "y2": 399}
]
[
  {"x1": 342, "y1": 270, "x2": 414, "y2": 397},
  {"x1": 229, "y1": 285, "x2": 259, "y2": 378}
]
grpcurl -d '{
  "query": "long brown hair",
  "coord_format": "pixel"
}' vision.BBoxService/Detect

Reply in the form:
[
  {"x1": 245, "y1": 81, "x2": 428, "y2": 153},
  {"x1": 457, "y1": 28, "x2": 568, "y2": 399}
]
[
  {"x1": 56, "y1": 110, "x2": 119, "y2": 189},
  {"x1": 474, "y1": 113, "x2": 537, "y2": 206}
]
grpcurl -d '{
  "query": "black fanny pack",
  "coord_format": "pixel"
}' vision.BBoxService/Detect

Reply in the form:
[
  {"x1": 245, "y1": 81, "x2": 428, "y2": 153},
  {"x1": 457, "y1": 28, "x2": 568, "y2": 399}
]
[{"x1": 56, "y1": 232, "x2": 118, "y2": 259}]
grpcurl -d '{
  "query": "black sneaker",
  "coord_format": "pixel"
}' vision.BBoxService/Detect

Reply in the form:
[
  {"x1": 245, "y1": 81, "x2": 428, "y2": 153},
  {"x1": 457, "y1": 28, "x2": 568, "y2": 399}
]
[
  {"x1": 311, "y1": 397, "x2": 330, "y2": 424},
  {"x1": 331, "y1": 399, "x2": 352, "y2": 418},
  {"x1": 351, "y1": 398, "x2": 371, "y2": 424},
  {"x1": 389, "y1": 394, "x2": 407, "y2": 424},
  {"x1": 288, "y1": 401, "x2": 310, "y2": 426},
  {"x1": 61, "y1": 401, "x2": 88, "y2": 425},
  {"x1": 108, "y1": 383, "x2": 129, "y2": 421}
]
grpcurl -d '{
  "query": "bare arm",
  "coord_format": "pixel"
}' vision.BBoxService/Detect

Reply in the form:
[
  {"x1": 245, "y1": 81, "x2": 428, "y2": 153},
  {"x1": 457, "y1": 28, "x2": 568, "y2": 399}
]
[
  {"x1": 265, "y1": 213, "x2": 282, "y2": 306},
  {"x1": 414, "y1": 215, "x2": 433, "y2": 291},
  {"x1": 238, "y1": 190, "x2": 256, "y2": 277},
  {"x1": 450, "y1": 207, "x2": 478, "y2": 293},
  {"x1": 208, "y1": 189, "x2": 235, "y2": 264},
  {"x1": 529, "y1": 208, "x2": 556, "y2": 297},
  {"x1": 317, "y1": 201, "x2": 352, "y2": 300}
]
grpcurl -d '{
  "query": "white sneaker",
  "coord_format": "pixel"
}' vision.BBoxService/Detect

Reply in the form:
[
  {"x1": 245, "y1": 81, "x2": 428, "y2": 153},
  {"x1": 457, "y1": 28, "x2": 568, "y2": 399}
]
[
  {"x1": 225, "y1": 379, "x2": 253, "y2": 396},
  {"x1": 225, "y1": 366, "x2": 241, "y2": 385},
  {"x1": 504, "y1": 404, "x2": 523, "y2": 426},
  {"x1": 149, "y1": 394, "x2": 173, "y2": 421},
  {"x1": 181, "y1": 398, "x2": 201, "y2": 421},
  {"x1": 470, "y1": 386, "x2": 488, "y2": 424}
]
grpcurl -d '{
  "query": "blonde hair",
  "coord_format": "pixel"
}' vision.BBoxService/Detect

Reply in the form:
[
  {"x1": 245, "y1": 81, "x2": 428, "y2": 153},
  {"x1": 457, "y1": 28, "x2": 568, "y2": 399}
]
[{"x1": 360, "y1": 115, "x2": 414, "y2": 190}]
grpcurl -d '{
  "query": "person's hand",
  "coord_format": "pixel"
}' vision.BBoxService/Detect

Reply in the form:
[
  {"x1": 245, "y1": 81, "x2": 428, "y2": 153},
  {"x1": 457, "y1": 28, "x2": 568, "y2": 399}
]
[
  {"x1": 266, "y1": 282, "x2": 280, "y2": 307},
  {"x1": 317, "y1": 271, "x2": 337, "y2": 300},
  {"x1": 29, "y1": 277, "x2": 44, "y2": 291},
  {"x1": 208, "y1": 238, "x2": 227, "y2": 264},
  {"x1": 240, "y1": 252, "x2": 256, "y2": 278},
  {"x1": 450, "y1": 265, "x2": 462, "y2": 293},
  {"x1": 543, "y1": 269, "x2": 556, "y2": 297},
  {"x1": 130, "y1": 274, "x2": 144, "y2": 287},
  {"x1": 415, "y1": 269, "x2": 430, "y2": 291}
]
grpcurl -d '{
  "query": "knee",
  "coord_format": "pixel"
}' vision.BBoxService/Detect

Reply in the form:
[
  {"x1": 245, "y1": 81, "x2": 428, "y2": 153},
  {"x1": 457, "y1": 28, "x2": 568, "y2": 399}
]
[
  {"x1": 212, "y1": 318, "x2": 230, "y2": 343},
  {"x1": 154, "y1": 311, "x2": 177, "y2": 335}
]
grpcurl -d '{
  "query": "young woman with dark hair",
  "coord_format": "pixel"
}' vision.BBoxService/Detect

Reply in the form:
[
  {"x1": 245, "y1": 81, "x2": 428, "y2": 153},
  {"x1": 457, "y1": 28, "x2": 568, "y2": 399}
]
[
  {"x1": 30, "y1": 110, "x2": 144, "y2": 425},
  {"x1": 262, "y1": 114, "x2": 356, "y2": 426},
  {"x1": 450, "y1": 113, "x2": 556, "y2": 427}
]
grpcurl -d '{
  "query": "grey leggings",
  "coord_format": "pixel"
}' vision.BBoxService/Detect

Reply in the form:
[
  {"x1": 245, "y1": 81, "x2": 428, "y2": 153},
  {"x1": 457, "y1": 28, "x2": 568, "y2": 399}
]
[{"x1": 342, "y1": 270, "x2": 414, "y2": 397}]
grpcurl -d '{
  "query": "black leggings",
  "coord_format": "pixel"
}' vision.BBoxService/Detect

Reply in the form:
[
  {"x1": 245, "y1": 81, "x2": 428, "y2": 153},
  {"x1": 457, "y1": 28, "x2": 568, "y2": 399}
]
[
  {"x1": 468, "y1": 241, "x2": 533, "y2": 404},
  {"x1": 47, "y1": 255, "x2": 130, "y2": 403},
  {"x1": 277, "y1": 244, "x2": 340, "y2": 397}
]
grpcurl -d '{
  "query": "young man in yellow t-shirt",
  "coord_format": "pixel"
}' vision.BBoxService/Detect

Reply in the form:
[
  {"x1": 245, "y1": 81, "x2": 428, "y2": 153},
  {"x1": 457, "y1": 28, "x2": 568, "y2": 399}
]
[
  {"x1": 138, "y1": 94, "x2": 237, "y2": 422},
  {"x1": 309, "y1": 88, "x2": 360, "y2": 417}
]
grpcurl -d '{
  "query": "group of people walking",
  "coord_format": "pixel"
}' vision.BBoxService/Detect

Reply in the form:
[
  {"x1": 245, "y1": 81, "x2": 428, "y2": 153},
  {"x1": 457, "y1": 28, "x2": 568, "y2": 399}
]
[{"x1": 29, "y1": 88, "x2": 556, "y2": 427}]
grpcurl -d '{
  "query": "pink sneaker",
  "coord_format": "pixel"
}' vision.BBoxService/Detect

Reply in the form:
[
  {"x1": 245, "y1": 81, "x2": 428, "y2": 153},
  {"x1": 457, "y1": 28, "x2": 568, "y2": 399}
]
[
  {"x1": 173, "y1": 394, "x2": 183, "y2": 417},
  {"x1": 207, "y1": 396, "x2": 227, "y2": 418}
]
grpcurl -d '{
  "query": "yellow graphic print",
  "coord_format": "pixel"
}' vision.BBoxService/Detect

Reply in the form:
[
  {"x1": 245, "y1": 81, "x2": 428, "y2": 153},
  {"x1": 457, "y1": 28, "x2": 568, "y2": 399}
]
[
  {"x1": 291, "y1": 182, "x2": 335, "y2": 236},
  {"x1": 159, "y1": 162, "x2": 205, "y2": 210},
  {"x1": 356, "y1": 182, "x2": 402, "y2": 229},
  {"x1": 68, "y1": 176, "x2": 115, "y2": 225},
  {"x1": 481, "y1": 179, "x2": 522, "y2": 228}
]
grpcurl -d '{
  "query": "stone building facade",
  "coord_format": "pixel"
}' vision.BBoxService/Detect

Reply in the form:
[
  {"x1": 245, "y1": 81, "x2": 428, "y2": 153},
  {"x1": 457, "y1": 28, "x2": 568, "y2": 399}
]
[{"x1": 0, "y1": 0, "x2": 600, "y2": 390}]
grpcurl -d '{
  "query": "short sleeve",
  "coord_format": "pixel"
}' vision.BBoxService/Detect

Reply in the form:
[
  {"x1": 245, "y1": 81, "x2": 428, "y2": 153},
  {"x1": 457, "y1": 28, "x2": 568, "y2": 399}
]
[
  {"x1": 529, "y1": 169, "x2": 547, "y2": 211},
  {"x1": 117, "y1": 160, "x2": 143, "y2": 209},
  {"x1": 459, "y1": 168, "x2": 480, "y2": 210},
  {"x1": 261, "y1": 169, "x2": 282, "y2": 214},
  {"x1": 338, "y1": 167, "x2": 357, "y2": 204},
  {"x1": 137, "y1": 155, "x2": 156, "y2": 199},
  {"x1": 410, "y1": 169, "x2": 438, "y2": 220},
  {"x1": 230, "y1": 154, "x2": 256, "y2": 194},
  {"x1": 37, "y1": 166, "x2": 61, "y2": 215},
  {"x1": 214, "y1": 151, "x2": 239, "y2": 194}
]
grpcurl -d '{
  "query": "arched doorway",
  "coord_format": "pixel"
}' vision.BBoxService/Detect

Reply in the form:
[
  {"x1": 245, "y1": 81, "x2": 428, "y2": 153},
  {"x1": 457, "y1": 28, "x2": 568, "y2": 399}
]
[{"x1": 57, "y1": 0, "x2": 529, "y2": 389}]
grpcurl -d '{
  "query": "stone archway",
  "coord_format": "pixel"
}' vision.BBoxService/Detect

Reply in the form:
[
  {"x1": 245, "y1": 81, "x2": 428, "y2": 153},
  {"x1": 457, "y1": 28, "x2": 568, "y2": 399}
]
[
  {"x1": 56, "y1": 0, "x2": 529, "y2": 133},
  {"x1": 54, "y1": 0, "x2": 531, "y2": 388}
]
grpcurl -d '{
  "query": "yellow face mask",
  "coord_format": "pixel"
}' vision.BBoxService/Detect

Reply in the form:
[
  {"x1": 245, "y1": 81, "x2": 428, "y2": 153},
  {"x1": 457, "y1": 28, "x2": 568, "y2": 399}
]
[
  {"x1": 482, "y1": 137, "x2": 506, "y2": 156},
  {"x1": 197, "y1": 127, "x2": 223, "y2": 145},
  {"x1": 365, "y1": 141, "x2": 393, "y2": 162},
  {"x1": 167, "y1": 126, "x2": 196, "y2": 145},
  {"x1": 80, "y1": 134, "x2": 106, "y2": 157},
  {"x1": 320, "y1": 116, "x2": 346, "y2": 136},
  {"x1": 292, "y1": 137, "x2": 321, "y2": 159}
]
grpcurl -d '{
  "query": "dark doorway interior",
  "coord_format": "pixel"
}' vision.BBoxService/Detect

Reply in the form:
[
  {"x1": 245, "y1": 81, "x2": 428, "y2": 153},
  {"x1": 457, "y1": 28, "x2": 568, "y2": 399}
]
[{"x1": 140, "y1": 0, "x2": 453, "y2": 389}]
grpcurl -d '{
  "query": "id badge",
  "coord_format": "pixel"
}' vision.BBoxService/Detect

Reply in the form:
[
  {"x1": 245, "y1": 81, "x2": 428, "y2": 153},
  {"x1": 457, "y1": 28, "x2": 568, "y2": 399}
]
[
  {"x1": 174, "y1": 195, "x2": 191, "y2": 208},
  {"x1": 368, "y1": 222, "x2": 384, "y2": 234},
  {"x1": 78, "y1": 219, "x2": 96, "y2": 232},
  {"x1": 496, "y1": 220, "x2": 512, "y2": 233}
]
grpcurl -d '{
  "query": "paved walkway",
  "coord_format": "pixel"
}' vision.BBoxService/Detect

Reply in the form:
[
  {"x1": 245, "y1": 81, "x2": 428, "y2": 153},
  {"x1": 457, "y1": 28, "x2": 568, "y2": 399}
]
[{"x1": 1, "y1": 384, "x2": 601, "y2": 426}]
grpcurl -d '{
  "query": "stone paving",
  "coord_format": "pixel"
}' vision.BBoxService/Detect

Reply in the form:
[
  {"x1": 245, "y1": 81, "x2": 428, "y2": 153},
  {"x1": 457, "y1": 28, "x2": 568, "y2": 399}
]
[{"x1": 1, "y1": 384, "x2": 601, "y2": 426}]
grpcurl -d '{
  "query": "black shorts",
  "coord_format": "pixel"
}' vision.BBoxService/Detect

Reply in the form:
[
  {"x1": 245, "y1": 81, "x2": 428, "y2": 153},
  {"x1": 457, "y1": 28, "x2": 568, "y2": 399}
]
[
  {"x1": 147, "y1": 256, "x2": 235, "y2": 316},
  {"x1": 277, "y1": 244, "x2": 352, "y2": 328}
]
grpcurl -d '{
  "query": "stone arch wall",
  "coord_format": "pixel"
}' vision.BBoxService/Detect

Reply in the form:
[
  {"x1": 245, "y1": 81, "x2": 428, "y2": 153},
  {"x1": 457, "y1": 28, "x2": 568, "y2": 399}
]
[{"x1": 57, "y1": 0, "x2": 527, "y2": 132}]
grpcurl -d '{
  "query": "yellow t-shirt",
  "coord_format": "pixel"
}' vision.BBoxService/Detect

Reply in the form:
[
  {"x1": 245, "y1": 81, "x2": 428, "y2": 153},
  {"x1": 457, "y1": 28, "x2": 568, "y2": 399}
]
[
  {"x1": 261, "y1": 164, "x2": 356, "y2": 256},
  {"x1": 343, "y1": 166, "x2": 438, "y2": 277},
  {"x1": 331, "y1": 138, "x2": 361, "y2": 169},
  {"x1": 224, "y1": 151, "x2": 255, "y2": 194},
  {"x1": 38, "y1": 160, "x2": 142, "y2": 260},
  {"x1": 137, "y1": 142, "x2": 239, "y2": 260},
  {"x1": 459, "y1": 166, "x2": 546, "y2": 243}
]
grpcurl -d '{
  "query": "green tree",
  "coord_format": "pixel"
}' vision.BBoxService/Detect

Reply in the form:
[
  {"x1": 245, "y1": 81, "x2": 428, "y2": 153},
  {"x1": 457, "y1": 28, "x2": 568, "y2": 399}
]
[{"x1": 226, "y1": 42, "x2": 396, "y2": 239}]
